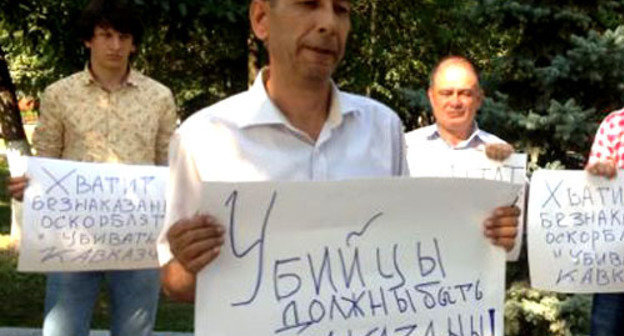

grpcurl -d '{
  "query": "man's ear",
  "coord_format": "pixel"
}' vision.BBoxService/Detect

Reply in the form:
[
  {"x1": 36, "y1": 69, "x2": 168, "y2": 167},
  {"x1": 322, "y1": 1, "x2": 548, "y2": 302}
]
[
  {"x1": 250, "y1": 0, "x2": 270, "y2": 42},
  {"x1": 427, "y1": 87, "x2": 434, "y2": 104},
  {"x1": 84, "y1": 40, "x2": 92, "y2": 50}
]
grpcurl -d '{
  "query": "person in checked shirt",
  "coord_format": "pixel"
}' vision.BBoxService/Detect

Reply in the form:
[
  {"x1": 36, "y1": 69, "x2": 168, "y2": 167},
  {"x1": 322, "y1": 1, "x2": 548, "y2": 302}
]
[{"x1": 585, "y1": 108, "x2": 624, "y2": 336}]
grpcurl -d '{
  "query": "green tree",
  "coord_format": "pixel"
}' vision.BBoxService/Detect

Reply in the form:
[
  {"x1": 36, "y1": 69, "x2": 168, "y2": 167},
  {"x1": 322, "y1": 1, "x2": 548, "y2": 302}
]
[
  {"x1": 0, "y1": 0, "x2": 250, "y2": 119},
  {"x1": 473, "y1": 0, "x2": 624, "y2": 169}
]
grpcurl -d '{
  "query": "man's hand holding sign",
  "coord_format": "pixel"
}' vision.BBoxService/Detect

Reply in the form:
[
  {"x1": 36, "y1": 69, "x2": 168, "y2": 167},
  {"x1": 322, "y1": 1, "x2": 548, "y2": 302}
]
[{"x1": 586, "y1": 160, "x2": 617, "y2": 179}]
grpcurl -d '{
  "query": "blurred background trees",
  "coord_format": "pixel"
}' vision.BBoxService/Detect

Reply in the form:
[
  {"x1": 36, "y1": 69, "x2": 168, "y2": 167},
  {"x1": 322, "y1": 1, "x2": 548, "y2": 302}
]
[
  {"x1": 2, "y1": 0, "x2": 624, "y2": 334},
  {"x1": 0, "y1": 0, "x2": 250, "y2": 119},
  {"x1": 3, "y1": 0, "x2": 623, "y2": 168}
]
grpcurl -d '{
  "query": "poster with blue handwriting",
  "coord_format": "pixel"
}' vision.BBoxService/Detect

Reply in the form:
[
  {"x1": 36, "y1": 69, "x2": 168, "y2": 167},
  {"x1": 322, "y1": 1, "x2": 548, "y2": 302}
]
[
  {"x1": 408, "y1": 152, "x2": 527, "y2": 262},
  {"x1": 18, "y1": 157, "x2": 167, "y2": 272},
  {"x1": 529, "y1": 170, "x2": 624, "y2": 292},
  {"x1": 196, "y1": 177, "x2": 519, "y2": 336}
]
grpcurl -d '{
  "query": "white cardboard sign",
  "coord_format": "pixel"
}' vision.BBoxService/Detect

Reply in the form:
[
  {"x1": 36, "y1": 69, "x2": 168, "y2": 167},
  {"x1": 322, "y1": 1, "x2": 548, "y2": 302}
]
[
  {"x1": 196, "y1": 177, "x2": 519, "y2": 336},
  {"x1": 409, "y1": 152, "x2": 527, "y2": 261},
  {"x1": 528, "y1": 169, "x2": 624, "y2": 292},
  {"x1": 18, "y1": 157, "x2": 167, "y2": 272}
]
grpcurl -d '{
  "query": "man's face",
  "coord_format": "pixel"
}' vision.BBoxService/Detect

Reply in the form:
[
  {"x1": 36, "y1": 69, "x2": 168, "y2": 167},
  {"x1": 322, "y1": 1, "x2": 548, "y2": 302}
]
[
  {"x1": 85, "y1": 26, "x2": 135, "y2": 71},
  {"x1": 428, "y1": 62, "x2": 482, "y2": 137},
  {"x1": 258, "y1": 0, "x2": 351, "y2": 82}
]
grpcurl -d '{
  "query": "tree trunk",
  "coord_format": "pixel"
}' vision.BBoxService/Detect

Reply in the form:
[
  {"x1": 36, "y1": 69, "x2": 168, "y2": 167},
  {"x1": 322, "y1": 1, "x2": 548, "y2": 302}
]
[
  {"x1": 0, "y1": 46, "x2": 31, "y2": 249},
  {"x1": 0, "y1": 46, "x2": 30, "y2": 148}
]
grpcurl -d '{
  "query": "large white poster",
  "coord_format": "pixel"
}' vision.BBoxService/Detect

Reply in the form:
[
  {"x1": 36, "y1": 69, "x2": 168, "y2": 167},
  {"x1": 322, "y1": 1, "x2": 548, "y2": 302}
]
[
  {"x1": 528, "y1": 169, "x2": 624, "y2": 292},
  {"x1": 409, "y1": 152, "x2": 527, "y2": 261},
  {"x1": 196, "y1": 178, "x2": 520, "y2": 336},
  {"x1": 18, "y1": 157, "x2": 167, "y2": 272}
]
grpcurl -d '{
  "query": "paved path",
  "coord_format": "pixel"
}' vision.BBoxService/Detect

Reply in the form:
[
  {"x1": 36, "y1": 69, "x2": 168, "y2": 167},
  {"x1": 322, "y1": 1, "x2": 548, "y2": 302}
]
[{"x1": 0, "y1": 328, "x2": 192, "y2": 336}]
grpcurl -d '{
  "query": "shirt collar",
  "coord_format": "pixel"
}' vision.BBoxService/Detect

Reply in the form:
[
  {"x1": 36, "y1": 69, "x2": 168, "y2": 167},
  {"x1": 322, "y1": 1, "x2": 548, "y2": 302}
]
[
  {"x1": 235, "y1": 68, "x2": 357, "y2": 129},
  {"x1": 427, "y1": 122, "x2": 487, "y2": 149},
  {"x1": 79, "y1": 64, "x2": 139, "y2": 88}
]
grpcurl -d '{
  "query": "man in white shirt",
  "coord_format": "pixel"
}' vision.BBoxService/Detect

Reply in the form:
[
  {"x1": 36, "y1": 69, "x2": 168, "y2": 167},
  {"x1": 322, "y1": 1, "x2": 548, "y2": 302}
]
[
  {"x1": 405, "y1": 56, "x2": 522, "y2": 260},
  {"x1": 158, "y1": 1, "x2": 520, "y2": 302},
  {"x1": 405, "y1": 56, "x2": 513, "y2": 165}
]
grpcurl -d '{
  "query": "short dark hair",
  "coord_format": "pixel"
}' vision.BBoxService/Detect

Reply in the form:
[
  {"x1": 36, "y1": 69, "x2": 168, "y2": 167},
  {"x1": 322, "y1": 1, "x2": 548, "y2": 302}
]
[
  {"x1": 429, "y1": 55, "x2": 480, "y2": 88},
  {"x1": 77, "y1": 0, "x2": 144, "y2": 47},
  {"x1": 251, "y1": 0, "x2": 276, "y2": 7}
]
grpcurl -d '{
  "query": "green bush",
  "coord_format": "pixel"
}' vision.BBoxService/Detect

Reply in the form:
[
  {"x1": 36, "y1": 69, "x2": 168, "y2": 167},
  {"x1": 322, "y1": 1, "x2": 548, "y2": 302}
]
[{"x1": 505, "y1": 282, "x2": 591, "y2": 336}]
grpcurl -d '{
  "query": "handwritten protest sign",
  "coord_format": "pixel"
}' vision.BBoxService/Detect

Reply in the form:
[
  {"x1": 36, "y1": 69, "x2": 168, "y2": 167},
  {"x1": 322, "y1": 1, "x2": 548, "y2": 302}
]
[
  {"x1": 528, "y1": 170, "x2": 624, "y2": 292},
  {"x1": 409, "y1": 152, "x2": 527, "y2": 261},
  {"x1": 18, "y1": 157, "x2": 167, "y2": 272},
  {"x1": 196, "y1": 178, "x2": 519, "y2": 336}
]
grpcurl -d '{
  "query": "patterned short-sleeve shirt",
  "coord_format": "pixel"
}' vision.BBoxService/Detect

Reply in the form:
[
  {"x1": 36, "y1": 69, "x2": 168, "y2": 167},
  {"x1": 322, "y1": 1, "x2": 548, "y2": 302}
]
[
  {"x1": 33, "y1": 68, "x2": 177, "y2": 165},
  {"x1": 589, "y1": 108, "x2": 624, "y2": 168}
]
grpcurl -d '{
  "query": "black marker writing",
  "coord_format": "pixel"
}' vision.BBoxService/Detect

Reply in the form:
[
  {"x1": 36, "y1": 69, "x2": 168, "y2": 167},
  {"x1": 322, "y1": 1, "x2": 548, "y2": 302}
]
[
  {"x1": 226, "y1": 190, "x2": 277, "y2": 306},
  {"x1": 543, "y1": 180, "x2": 563, "y2": 209},
  {"x1": 346, "y1": 212, "x2": 384, "y2": 247},
  {"x1": 42, "y1": 167, "x2": 76, "y2": 195}
]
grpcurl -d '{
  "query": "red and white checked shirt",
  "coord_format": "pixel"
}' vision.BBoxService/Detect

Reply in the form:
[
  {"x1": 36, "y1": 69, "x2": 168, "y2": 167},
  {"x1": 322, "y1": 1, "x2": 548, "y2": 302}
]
[{"x1": 589, "y1": 108, "x2": 624, "y2": 167}]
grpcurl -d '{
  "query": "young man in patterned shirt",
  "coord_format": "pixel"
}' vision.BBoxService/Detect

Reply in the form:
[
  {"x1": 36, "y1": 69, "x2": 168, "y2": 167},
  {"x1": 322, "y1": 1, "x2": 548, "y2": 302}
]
[{"x1": 7, "y1": 0, "x2": 177, "y2": 335}]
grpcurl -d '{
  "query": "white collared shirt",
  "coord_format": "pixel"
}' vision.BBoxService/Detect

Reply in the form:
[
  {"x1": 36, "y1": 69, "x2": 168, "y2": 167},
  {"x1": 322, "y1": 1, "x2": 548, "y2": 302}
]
[
  {"x1": 404, "y1": 124, "x2": 505, "y2": 171},
  {"x1": 405, "y1": 124, "x2": 523, "y2": 262},
  {"x1": 157, "y1": 71, "x2": 408, "y2": 265}
]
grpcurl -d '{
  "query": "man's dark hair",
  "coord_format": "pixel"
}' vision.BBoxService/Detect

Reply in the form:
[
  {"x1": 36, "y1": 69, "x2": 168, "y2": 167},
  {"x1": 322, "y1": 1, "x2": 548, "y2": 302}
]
[
  {"x1": 250, "y1": 0, "x2": 276, "y2": 6},
  {"x1": 429, "y1": 55, "x2": 480, "y2": 88},
  {"x1": 77, "y1": 0, "x2": 144, "y2": 47}
]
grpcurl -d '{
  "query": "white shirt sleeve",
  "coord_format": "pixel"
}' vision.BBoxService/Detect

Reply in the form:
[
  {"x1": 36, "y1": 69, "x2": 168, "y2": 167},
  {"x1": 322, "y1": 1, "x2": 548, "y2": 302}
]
[
  {"x1": 398, "y1": 130, "x2": 410, "y2": 177},
  {"x1": 157, "y1": 131, "x2": 204, "y2": 266},
  {"x1": 390, "y1": 115, "x2": 410, "y2": 177}
]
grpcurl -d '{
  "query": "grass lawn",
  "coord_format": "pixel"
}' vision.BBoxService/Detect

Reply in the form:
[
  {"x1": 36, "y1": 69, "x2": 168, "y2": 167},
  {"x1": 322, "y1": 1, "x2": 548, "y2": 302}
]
[
  {"x1": 0, "y1": 159, "x2": 194, "y2": 331},
  {"x1": 0, "y1": 249, "x2": 194, "y2": 331}
]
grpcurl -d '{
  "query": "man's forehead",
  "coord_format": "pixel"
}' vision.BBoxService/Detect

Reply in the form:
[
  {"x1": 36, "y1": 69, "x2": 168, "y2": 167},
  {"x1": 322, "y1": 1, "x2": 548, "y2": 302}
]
[
  {"x1": 434, "y1": 63, "x2": 479, "y2": 88},
  {"x1": 440, "y1": 65, "x2": 476, "y2": 81}
]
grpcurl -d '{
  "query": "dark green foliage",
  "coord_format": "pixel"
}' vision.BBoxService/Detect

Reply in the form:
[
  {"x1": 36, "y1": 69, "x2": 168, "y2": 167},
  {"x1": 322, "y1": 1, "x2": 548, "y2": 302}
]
[
  {"x1": 0, "y1": 249, "x2": 47, "y2": 326},
  {"x1": 130, "y1": 0, "x2": 250, "y2": 119},
  {"x1": 0, "y1": 0, "x2": 249, "y2": 119},
  {"x1": 504, "y1": 282, "x2": 592, "y2": 336},
  {"x1": 474, "y1": 1, "x2": 624, "y2": 169}
]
